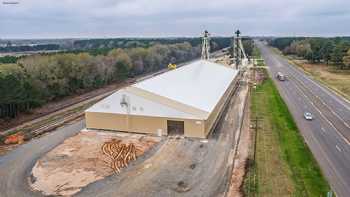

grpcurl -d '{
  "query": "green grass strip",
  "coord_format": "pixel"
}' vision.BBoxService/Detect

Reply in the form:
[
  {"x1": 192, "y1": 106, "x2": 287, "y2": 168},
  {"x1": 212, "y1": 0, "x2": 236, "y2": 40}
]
[{"x1": 257, "y1": 77, "x2": 330, "y2": 196}]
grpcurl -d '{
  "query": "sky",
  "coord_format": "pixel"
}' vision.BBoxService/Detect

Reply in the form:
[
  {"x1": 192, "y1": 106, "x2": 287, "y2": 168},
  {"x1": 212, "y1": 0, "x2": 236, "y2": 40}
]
[{"x1": 0, "y1": 0, "x2": 350, "y2": 39}]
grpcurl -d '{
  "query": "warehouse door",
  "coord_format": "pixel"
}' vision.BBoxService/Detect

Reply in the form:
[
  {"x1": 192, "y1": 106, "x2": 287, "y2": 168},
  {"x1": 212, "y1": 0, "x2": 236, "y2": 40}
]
[{"x1": 167, "y1": 120, "x2": 184, "y2": 135}]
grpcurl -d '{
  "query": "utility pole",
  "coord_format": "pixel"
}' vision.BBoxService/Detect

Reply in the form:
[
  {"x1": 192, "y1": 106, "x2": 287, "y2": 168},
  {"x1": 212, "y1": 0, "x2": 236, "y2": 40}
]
[
  {"x1": 201, "y1": 30, "x2": 210, "y2": 60},
  {"x1": 232, "y1": 29, "x2": 248, "y2": 70},
  {"x1": 233, "y1": 29, "x2": 241, "y2": 69},
  {"x1": 6, "y1": 41, "x2": 12, "y2": 47}
]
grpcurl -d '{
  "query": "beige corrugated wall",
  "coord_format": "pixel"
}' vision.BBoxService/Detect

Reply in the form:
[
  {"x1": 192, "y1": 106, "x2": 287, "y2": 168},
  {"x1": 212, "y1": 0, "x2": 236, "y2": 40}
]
[
  {"x1": 85, "y1": 74, "x2": 238, "y2": 138},
  {"x1": 204, "y1": 76, "x2": 238, "y2": 136},
  {"x1": 85, "y1": 112, "x2": 206, "y2": 137}
]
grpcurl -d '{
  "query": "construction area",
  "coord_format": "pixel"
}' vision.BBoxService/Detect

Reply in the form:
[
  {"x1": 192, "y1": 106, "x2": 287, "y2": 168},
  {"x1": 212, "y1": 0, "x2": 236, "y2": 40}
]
[
  {"x1": 0, "y1": 30, "x2": 253, "y2": 197},
  {"x1": 29, "y1": 130, "x2": 162, "y2": 196}
]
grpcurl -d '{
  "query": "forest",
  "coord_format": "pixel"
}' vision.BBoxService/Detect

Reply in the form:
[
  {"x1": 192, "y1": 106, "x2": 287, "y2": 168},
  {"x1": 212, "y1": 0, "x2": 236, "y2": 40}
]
[
  {"x1": 269, "y1": 37, "x2": 350, "y2": 69},
  {"x1": 0, "y1": 39, "x2": 230, "y2": 119},
  {"x1": 0, "y1": 44, "x2": 60, "y2": 53},
  {"x1": 0, "y1": 37, "x2": 231, "y2": 54},
  {"x1": 0, "y1": 56, "x2": 19, "y2": 64},
  {"x1": 72, "y1": 37, "x2": 230, "y2": 50}
]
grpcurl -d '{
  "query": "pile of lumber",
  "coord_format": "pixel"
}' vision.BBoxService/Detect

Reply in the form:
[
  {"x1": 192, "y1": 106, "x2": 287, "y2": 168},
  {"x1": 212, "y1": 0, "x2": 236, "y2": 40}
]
[
  {"x1": 4, "y1": 133, "x2": 24, "y2": 145},
  {"x1": 101, "y1": 139, "x2": 137, "y2": 173}
]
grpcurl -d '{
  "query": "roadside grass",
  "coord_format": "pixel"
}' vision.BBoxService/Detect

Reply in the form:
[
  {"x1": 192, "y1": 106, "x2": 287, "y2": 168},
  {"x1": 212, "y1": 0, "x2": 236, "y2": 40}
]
[
  {"x1": 243, "y1": 72, "x2": 330, "y2": 196},
  {"x1": 271, "y1": 47, "x2": 350, "y2": 101},
  {"x1": 291, "y1": 60, "x2": 350, "y2": 101}
]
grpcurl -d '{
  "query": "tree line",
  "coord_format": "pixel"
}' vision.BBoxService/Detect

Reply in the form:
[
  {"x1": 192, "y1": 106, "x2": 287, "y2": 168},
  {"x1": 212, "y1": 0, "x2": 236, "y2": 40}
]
[
  {"x1": 227, "y1": 38, "x2": 260, "y2": 60},
  {"x1": 0, "y1": 40, "x2": 229, "y2": 119},
  {"x1": 0, "y1": 37, "x2": 232, "y2": 54},
  {"x1": 269, "y1": 37, "x2": 350, "y2": 69},
  {"x1": 241, "y1": 38, "x2": 260, "y2": 57},
  {"x1": 0, "y1": 44, "x2": 60, "y2": 53},
  {"x1": 0, "y1": 56, "x2": 19, "y2": 64},
  {"x1": 72, "y1": 37, "x2": 231, "y2": 51}
]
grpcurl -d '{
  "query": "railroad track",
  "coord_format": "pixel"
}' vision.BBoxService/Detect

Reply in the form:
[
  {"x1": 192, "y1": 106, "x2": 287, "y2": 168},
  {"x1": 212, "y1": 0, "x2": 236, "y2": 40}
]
[
  {"x1": 2, "y1": 65, "x2": 178, "y2": 138},
  {"x1": 31, "y1": 112, "x2": 84, "y2": 137},
  {"x1": 1, "y1": 50, "x2": 226, "y2": 144},
  {"x1": 2, "y1": 63, "x2": 196, "y2": 143}
]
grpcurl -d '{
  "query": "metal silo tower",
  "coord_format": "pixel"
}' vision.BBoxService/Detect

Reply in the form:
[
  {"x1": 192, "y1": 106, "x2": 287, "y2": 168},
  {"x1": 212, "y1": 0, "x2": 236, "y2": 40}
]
[{"x1": 201, "y1": 30, "x2": 210, "y2": 60}]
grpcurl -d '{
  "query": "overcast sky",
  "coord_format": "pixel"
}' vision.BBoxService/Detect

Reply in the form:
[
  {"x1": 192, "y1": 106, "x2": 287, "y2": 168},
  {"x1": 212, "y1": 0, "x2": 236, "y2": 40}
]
[{"x1": 1, "y1": 0, "x2": 350, "y2": 38}]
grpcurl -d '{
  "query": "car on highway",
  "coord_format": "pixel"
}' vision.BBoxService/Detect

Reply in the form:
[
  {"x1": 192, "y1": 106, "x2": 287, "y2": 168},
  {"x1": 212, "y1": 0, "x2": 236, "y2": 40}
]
[
  {"x1": 276, "y1": 72, "x2": 286, "y2": 81},
  {"x1": 304, "y1": 112, "x2": 313, "y2": 120}
]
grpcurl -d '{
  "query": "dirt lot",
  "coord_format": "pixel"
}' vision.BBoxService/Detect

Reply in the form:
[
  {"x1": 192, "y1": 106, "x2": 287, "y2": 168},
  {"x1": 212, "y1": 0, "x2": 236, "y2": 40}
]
[
  {"x1": 29, "y1": 130, "x2": 161, "y2": 196},
  {"x1": 227, "y1": 71, "x2": 251, "y2": 197},
  {"x1": 293, "y1": 60, "x2": 350, "y2": 101}
]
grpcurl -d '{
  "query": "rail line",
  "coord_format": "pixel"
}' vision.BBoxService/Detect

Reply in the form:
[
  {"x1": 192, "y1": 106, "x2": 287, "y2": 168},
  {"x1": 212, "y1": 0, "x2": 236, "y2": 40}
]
[
  {"x1": 2, "y1": 61, "x2": 190, "y2": 138},
  {"x1": 2, "y1": 56, "x2": 211, "y2": 144},
  {"x1": 1, "y1": 49, "x2": 226, "y2": 149},
  {"x1": 28, "y1": 67, "x2": 178, "y2": 137}
]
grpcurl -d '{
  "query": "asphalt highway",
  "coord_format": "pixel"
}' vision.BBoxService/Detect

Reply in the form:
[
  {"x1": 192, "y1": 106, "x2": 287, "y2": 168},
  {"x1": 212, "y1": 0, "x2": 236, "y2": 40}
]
[{"x1": 256, "y1": 41, "x2": 350, "y2": 197}]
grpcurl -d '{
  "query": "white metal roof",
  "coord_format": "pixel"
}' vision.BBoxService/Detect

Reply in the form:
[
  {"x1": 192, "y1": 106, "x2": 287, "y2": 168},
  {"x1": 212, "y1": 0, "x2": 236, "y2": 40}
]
[
  {"x1": 85, "y1": 89, "x2": 198, "y2": 119},
  {"x1": 86, "y1": 60, "x2": 238, "y2": 120},
  {"x1": 133, "y1": 60, "x2": 238, "y2": 113}
]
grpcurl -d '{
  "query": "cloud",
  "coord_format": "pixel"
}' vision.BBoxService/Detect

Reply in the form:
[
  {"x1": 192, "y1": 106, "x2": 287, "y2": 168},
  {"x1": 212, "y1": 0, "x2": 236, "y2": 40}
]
[{"x1": 0, "y1": 0, "x2": 349, "y2": 38}]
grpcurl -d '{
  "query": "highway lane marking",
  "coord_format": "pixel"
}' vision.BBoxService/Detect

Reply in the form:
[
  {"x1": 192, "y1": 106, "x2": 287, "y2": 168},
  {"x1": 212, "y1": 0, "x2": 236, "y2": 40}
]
[
  {"x1": 285, "y1": 59, "x2": 350, "y2": 111},
  {"x1": 296, "y1": 114, "x2": 348, "y2": 196},
  {"x1": 291, "y1": 77, "x2": 350, "y2": 146},
  {"x1": 345, "y1": 122, "x2": 350, "y2": 128},
  {"x1": 321, "y1": 127, "x2": 326, "y2": 134},
  {"x1": 262, "y1": 45, "x2": 350, "y2": 194},
  {"x1": 298, "y1": 86, "x2": 350, "y2": 145},
  {"x1": 291, "y1": 75, "x2": 350, "y2": 130},
  {"x1": 283, "y1": 60, "x2": 350, "y2": 115},
  {"x1": 336, "y1": 145, "x2": 342, "y2": 152},
  {"x1": 264, "y1": 45, "x2": 350, "y2": 146}
]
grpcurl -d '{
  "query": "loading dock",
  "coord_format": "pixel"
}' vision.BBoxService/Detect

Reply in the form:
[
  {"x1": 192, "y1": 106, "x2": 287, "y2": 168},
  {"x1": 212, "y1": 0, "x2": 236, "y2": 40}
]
[{"x1": 167, "y1": 120, "x2": 185, "y2": 135}]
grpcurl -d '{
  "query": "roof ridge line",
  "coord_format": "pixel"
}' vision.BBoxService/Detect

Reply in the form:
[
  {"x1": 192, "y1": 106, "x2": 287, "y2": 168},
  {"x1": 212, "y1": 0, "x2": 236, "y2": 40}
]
[
  {"x1": 206, "y1": 60, "x2": 235, "y2": 70},
  {"x1": 126, "y1": 86, "x2": 209, "y2": 119}
]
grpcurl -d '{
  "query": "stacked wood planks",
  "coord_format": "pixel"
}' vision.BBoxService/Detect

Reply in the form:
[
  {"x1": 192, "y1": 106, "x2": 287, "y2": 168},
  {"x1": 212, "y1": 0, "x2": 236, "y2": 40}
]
[{"x1": 101, "y1": 139, "x2": 137, "y2": 173}]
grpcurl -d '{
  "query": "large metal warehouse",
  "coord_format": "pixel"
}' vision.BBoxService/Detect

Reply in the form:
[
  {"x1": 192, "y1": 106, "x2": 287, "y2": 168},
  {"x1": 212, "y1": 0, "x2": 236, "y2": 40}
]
[{"x1": 85, "y1": 60, "x2": 239, "y2": 138}]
